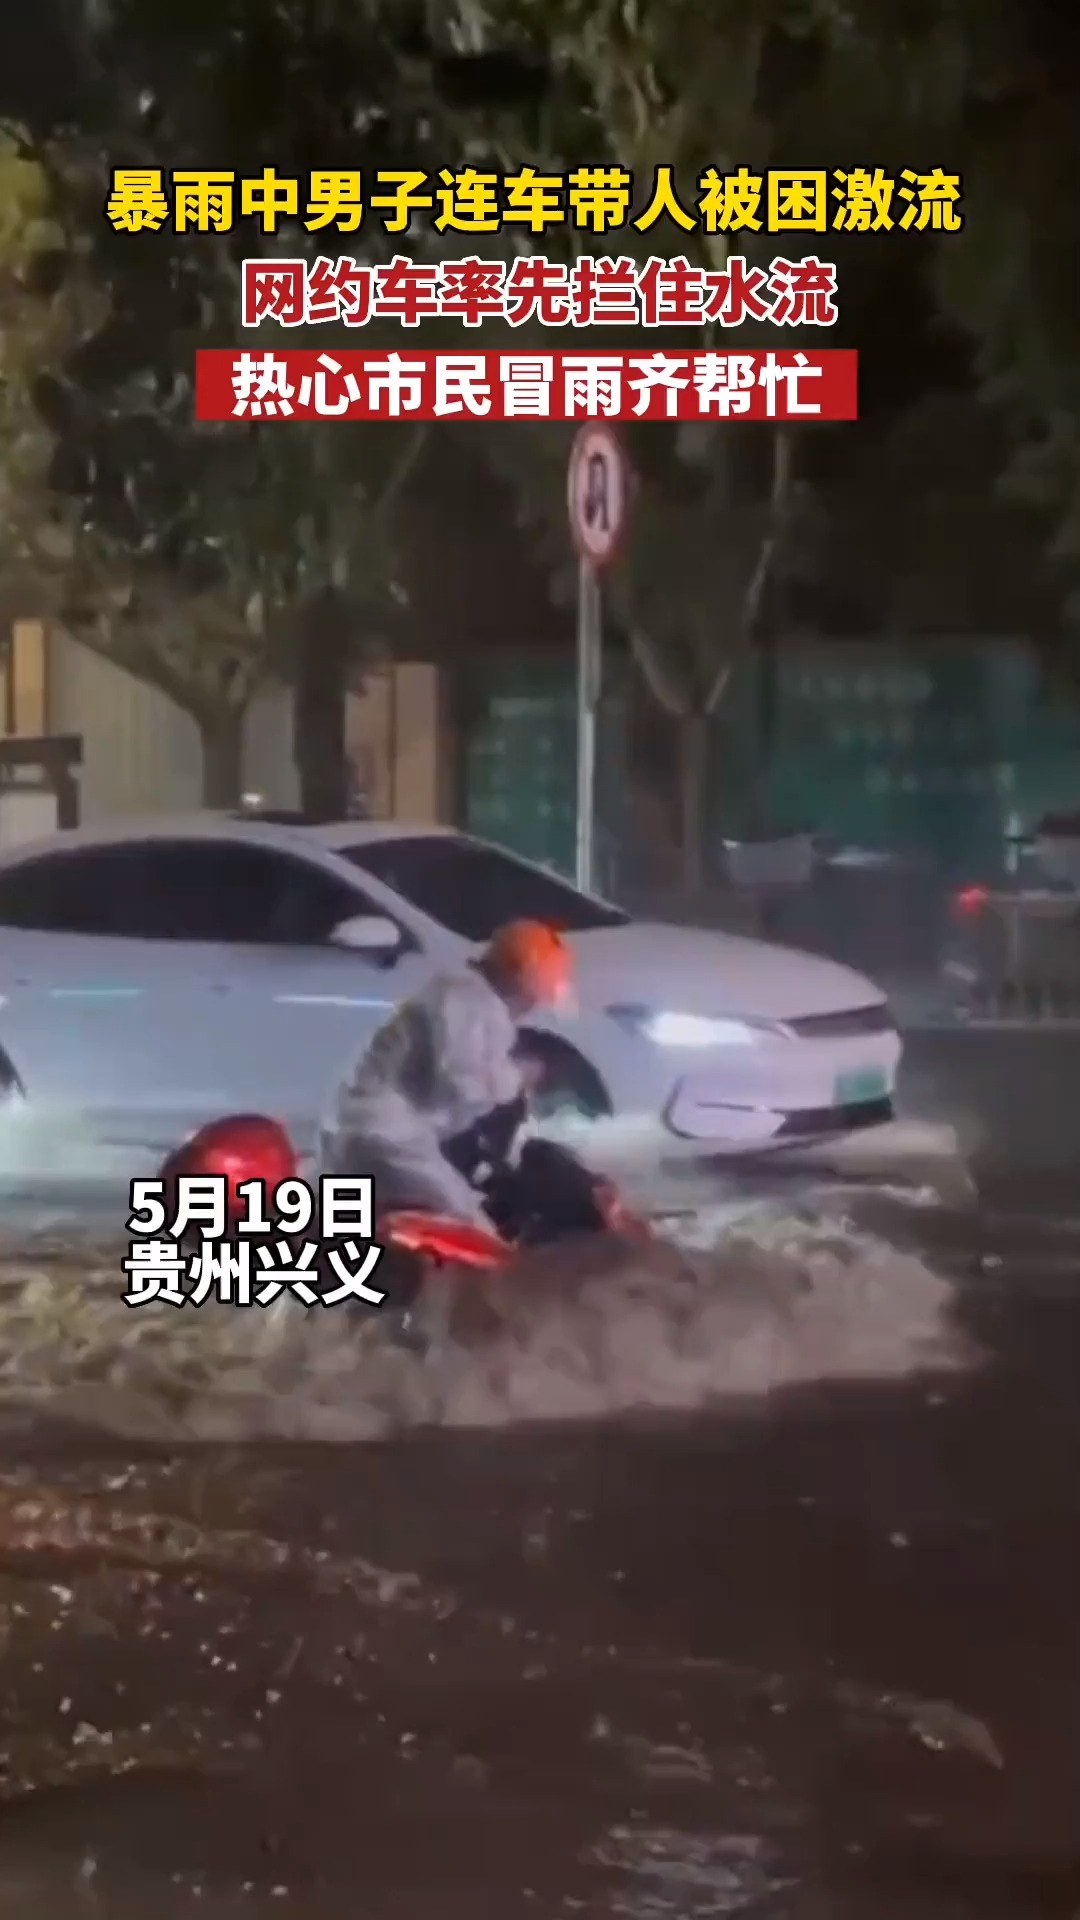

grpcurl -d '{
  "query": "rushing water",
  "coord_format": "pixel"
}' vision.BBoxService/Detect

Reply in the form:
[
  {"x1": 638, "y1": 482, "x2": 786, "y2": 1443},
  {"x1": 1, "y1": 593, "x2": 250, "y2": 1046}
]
[
  {"x1": 0, "y1": 1172, "x2": 1075, "y2": 1919},
  {"x1": 0, "y1": 1183, "x2": 967, "y2": 1444}
]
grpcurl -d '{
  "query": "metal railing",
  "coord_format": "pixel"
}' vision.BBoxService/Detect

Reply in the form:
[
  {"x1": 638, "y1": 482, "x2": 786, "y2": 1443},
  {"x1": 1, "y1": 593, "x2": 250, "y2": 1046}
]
[{"x1": 611, "y1": 827, "x2": 1080, "y2": 1027}]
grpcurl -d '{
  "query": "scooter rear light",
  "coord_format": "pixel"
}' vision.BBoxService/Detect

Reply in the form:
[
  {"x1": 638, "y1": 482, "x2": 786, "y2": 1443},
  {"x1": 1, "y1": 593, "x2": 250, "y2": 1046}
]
[{"x1": 378, "y1": 1210, "x2": 511, "y2": 1270}]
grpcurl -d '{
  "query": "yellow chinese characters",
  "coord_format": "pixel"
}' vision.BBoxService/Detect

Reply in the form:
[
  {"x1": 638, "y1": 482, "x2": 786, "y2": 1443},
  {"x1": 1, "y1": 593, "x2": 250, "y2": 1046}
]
[{"x1": 103, "y1": 165, "x2": 965, "y2": 236}]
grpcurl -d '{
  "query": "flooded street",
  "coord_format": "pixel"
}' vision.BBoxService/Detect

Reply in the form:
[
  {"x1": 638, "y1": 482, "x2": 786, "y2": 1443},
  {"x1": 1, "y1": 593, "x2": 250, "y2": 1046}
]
[{"x1": 0, "y1": 1176, "x2": 1077, "y2": 1919}]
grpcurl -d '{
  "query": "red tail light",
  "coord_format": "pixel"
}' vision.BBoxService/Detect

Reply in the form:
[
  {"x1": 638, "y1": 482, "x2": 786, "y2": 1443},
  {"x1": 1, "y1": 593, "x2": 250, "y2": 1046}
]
[
  {"x1": 162, "y1": 1114, "x2": 298, "y2": 1225},
  {"x1": 952, "y1": 884, "x2": 990, "y2": 920},
  {"x1": 379, "y1": 1210, "x2": 511, "y2": 1270}
]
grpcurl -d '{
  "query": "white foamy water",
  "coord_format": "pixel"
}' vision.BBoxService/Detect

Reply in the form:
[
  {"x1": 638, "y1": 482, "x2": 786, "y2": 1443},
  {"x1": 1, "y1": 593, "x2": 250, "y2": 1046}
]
[
  {"x1": 591, "y1": 1826, "x2": 797, "y2": 1917},
  {"x1": 0, "y1": 1194, "x2": 973, "y2": 1445}
]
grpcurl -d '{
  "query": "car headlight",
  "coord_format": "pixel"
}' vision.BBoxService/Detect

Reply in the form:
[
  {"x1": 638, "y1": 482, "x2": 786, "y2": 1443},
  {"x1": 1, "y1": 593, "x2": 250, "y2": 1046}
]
[{"x1": 606, "y1": 1005, "x2": 770, "y2": 1047}]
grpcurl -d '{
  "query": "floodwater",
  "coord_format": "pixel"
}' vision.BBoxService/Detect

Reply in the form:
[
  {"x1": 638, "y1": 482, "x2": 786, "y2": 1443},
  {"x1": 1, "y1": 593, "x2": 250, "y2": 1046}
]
[{"x1": 0, "y1": 1172, "x2": 1077, "y2": 1919}]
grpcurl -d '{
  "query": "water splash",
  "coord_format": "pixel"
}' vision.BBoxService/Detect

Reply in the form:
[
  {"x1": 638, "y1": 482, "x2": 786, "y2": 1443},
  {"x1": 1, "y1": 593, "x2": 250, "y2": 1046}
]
[
  {"x1": 591, "y1": 1827, "x2": 797, "y2": 1917},
  {"x1": 0, "y1": 1195, "x2": 972, "y2": 1445}
]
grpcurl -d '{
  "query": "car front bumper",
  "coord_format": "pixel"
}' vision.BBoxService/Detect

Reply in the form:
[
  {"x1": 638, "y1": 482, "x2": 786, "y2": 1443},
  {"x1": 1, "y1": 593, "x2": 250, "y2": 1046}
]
[{"x1": 658, "y1": 1023, "x2": 903, "y2": 1153}]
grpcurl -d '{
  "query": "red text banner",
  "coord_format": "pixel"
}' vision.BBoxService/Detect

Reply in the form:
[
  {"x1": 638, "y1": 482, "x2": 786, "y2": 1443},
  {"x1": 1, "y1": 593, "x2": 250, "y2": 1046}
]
[
  {"x1": 240, "y1": 252, "x2": 840, "y2": 330},
  {"x1": 195, "y1": 347, "x2": 859, "y2": 422}
]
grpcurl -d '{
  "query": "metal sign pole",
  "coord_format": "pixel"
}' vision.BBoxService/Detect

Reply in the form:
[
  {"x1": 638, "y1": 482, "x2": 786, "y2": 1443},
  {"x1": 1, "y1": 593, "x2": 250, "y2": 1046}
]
[
  {"x1": 574, "y1": 555, "x2": 602, "y2": 891},
  {"x1": 567, "y1": 424, "x2": 628, "y2": 895}
]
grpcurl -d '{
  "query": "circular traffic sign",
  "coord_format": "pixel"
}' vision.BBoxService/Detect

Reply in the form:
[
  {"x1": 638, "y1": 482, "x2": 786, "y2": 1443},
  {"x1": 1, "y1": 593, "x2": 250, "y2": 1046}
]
[{"x1": 567, "y1": 423, "x2": 628, "y2": 567}]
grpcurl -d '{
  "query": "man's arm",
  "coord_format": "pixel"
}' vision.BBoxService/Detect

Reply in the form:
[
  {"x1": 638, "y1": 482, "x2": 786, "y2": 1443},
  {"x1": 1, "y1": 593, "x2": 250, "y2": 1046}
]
[{"x1": 433, "y1": 976, "x2": 523, "y2": 1112}]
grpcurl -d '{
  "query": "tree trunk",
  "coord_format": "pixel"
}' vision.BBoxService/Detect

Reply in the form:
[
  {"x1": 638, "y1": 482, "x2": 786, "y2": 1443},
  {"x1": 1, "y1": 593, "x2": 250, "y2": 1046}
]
[
  {"x1": 748, "y1": 549, "x2": 783, "y2": 836},
  {"x1": 293, "y1": 592, "x2": 350, "y2": 820},
  {"x1": 197, "y1": 706, "x2": 245, "y2": 808},
  {"x1": 677, "y1": 708, "x2": 709, "y2": 898}
]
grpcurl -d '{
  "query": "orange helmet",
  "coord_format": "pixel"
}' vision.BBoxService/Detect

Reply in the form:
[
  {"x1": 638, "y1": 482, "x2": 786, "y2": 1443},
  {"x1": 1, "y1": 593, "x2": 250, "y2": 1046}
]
[{"x1": 485, "y1": 919, "x2": 573, "y2": 1007}]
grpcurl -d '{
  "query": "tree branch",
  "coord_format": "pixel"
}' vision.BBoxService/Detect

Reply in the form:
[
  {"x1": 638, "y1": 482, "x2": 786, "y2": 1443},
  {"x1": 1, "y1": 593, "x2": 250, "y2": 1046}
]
[
  {"x1": 738, "y1": 427, "x2": 794, "y2": 651},
  {"x1": 61, "y1": 608, "x2": 199, "y2": 715},
  {"x1": 702, "y1": 659, "x2": 735, "y2": 718},
  {"x1": 375, "y1": 421, "x2": 430, "y2": 520},
  {"x1": 630, "y1": 625, "x2": 689, "y2": 716}
]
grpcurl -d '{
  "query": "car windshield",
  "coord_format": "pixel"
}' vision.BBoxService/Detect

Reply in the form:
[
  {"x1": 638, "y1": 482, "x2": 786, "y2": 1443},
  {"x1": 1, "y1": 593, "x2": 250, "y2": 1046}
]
[{"x1": 337, "y1": 835, "x2": 629, "y2": 941}]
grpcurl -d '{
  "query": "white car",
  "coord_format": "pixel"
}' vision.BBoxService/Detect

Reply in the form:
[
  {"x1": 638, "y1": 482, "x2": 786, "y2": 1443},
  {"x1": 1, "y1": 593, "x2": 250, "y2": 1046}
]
[{"x1": 0, "y1": 813, "x2": 900, "y2": 1196}]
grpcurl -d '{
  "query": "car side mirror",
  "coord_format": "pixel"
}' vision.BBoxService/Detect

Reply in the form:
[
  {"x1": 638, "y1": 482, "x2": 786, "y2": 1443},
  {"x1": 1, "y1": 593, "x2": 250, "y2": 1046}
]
[{"x1": 328, "y1": 913, "x2": 403, "y2": 960}]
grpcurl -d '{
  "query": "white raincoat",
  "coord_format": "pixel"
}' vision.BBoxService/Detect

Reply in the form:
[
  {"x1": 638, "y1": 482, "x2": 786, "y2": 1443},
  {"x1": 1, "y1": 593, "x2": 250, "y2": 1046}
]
[{"x1": 318, "y1": 964, "x2": 523, "y2": 1224}]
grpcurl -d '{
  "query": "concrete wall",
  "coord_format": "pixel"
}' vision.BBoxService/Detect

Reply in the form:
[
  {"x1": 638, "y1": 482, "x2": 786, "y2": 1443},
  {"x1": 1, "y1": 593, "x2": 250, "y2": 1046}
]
[
  {"x1": 46, "y1": 631, "x2": 300, "y2": 818},
  {"x1": 41, "y1": 630, "x2": 444, "y2": 824},
  {"x1": 389, "y1": 660, "x2": 442, "y2": 819},
  {"x1": 341, "y1": 663, "x2": 441, "y2": 821},
  {"x1": 47, "y1": 625, "x2": 196, "y2": 816}
]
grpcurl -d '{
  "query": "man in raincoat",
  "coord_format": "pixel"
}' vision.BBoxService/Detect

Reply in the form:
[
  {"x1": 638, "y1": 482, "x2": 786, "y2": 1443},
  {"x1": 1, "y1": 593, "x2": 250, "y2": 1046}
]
[{"x1": 318, "y1": 920, "x2": 574, "y2": 1225}]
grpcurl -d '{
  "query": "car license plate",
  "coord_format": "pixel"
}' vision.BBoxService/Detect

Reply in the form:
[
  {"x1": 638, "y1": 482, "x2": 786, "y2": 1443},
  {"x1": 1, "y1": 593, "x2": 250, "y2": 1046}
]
[{"x1": 834, "y1": 1066, "x2": 888, "y2": 1105}]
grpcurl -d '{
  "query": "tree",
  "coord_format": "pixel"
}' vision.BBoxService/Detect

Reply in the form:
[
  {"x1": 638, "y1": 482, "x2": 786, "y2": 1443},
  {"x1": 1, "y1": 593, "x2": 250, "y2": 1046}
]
[
  {"x1": 443, "y1": 0, "x2": 1078, "y2": 885},
  {"x1": 930, "y1": 19, "x2": 1080, "y2": 637},
  {"x1": 790, "y1": 0, "x2": 1080, "y2": 638},
  {"x1": 16, "y1": 197, "x2": 285, "y2": 805},
  {"x1": 0, "y1": 124, "x2": 294, "y2": 801},
  {"x1": 11, "y1": 0, "x2": 1066, "y2": 839},
  {"x1": 273, "y1": 419, "x2": 430, "y2": 818},
  {"x1": 38, "y1": 337, "x2": 432, "y2": 807},
  {"x1": 829, "y1": 392, "x2": 1060, "y2": 638},
  {"x1": 6, "y1": 0, "x2": 457, "y2": 808},
  {"x1": 487, "y1": 412, "x2": 814, "y2": 891},
  {"x1": 0, "y1": 125, "x2": 106, "y2": 627},
  {"x1": 0, "y1": 131, "x2": 54, "y2": 548},
  {"x1": 433, "y1": 0, "x2": 854, "y2": 888},
  {"x1": 616, "y1": 429, "x2": 805, "y2": 889}
]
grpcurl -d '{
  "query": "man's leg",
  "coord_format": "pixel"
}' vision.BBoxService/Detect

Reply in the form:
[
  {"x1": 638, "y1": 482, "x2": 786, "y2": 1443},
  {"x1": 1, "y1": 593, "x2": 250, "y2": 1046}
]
[{"x1": 323, "y1": 1130, "x2": 492, "y2": 1226}]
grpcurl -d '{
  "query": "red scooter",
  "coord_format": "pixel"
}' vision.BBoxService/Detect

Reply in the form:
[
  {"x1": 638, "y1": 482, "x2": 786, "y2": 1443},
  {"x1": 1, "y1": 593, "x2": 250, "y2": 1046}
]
[{"x1": 158, "y1": 1106, "x2": 649, "y2": 1344}]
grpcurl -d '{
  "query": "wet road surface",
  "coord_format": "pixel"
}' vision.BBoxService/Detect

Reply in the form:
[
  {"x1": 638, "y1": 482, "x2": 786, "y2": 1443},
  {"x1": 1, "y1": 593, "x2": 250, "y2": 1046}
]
[{"x1": 0, "y1": 1180, "x2": 1077, "y2": 1920}]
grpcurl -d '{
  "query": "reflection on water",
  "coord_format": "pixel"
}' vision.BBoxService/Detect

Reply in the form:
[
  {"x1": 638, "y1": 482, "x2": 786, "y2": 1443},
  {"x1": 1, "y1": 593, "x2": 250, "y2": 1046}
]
[{"x1": 591, "y1": 1828, "x2": 796, "y2": 1917}]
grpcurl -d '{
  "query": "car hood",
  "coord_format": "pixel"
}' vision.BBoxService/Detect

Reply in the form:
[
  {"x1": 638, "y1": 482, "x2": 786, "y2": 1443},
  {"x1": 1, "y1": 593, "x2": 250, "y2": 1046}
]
[{"x1": 565, "y1": 921, "x2": 886, "y2": 1022}]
